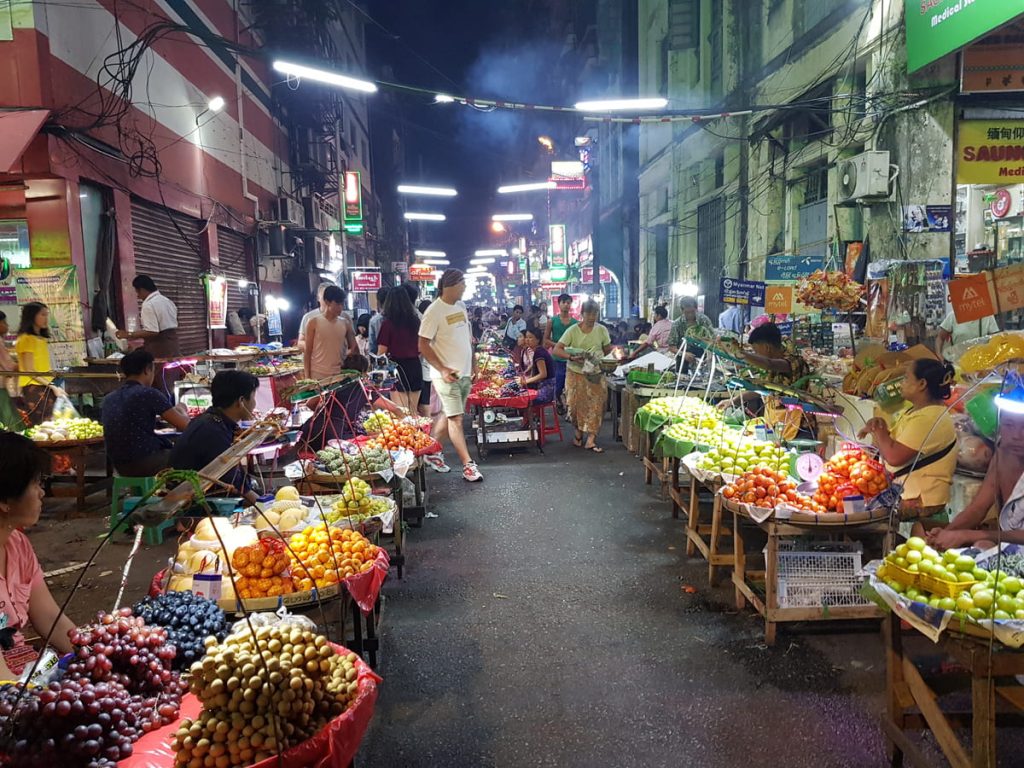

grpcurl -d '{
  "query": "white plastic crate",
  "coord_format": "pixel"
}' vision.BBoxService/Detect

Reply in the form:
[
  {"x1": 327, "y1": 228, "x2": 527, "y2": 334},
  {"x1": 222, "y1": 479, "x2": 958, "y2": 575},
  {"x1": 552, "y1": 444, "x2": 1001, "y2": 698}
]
[{"x1": 771, "y1": 541, "x2": 872, "y2": 609}]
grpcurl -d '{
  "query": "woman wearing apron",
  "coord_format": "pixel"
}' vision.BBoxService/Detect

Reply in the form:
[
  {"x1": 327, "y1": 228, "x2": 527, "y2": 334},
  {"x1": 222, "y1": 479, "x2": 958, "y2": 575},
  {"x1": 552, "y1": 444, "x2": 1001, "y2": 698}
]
[{"x1": 926, "y1": 410, "x2": 1024, "y2": 551}]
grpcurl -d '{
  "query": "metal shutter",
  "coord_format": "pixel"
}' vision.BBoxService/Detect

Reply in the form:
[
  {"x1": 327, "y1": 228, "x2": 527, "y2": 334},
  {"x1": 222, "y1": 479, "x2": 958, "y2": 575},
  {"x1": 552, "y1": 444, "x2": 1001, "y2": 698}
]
[
  {"x1": 216, "y1": 226, "x2": 254, "y2": 317},
  {"x1": 130, "y1": 198, "x2": 207, "y2": 354},
  {"x1": 697, "y1": 196, "x2": 726, "y2": 322}
]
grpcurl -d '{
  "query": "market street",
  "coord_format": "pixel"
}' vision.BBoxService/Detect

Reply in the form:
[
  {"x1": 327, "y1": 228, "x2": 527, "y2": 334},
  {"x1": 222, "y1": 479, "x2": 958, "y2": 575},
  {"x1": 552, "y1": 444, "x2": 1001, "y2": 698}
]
[{"x1": 361, "y1": 438, "x2": 899, "y2": 768}]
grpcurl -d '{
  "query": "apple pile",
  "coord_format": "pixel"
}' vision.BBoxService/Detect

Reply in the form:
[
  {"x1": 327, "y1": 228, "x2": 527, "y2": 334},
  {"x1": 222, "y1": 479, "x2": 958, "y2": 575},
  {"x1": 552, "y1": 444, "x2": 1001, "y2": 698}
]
[
  {"x1": 698, "y1": 436, "x2": 791, "y2": 476},
  {"x1": 721, "y1": 468, "x2": 826, "y2": 513},
  {"x1": 812, "y1": 447, "x2": 887, "y2": 512}
]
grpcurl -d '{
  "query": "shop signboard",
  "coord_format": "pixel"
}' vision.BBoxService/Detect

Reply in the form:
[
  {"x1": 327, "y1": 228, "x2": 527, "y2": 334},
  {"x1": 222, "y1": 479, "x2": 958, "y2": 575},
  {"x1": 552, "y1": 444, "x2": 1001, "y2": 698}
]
[
  {"x1": 963, "y1": 43, "x2": 1024, "y2": 93},
  {"x1": 719, "y1": 277, "x2": 765, "y2": 306},
  {"x1": 391, "y1": 261, "x2": 408, "y2": 273},
  {"x1": 957, "y1": 120, "x2": 1024, "y2": 184},
  {"x1": 995, "y1": 263, "x2": 1024, "y2": 312},
  {"x1": 204, "y1": 275, "x2": 228, "y2": 329},
  {"x1": 14, "y1": 266, "x2": 86, "y2": 367},
  {"x1": 906, "y1": 1, "x2": 1024, "y2": 73},
  {"x1": 549, "y1": 224, "x2": 566, "y2": 266},
  {"x1": 764, "y1": 285, "x2": 793, "y2": 315},
  {"x1": 548, "y1": 266, "x2": 568, "y2": 282},
  {"x1": 266, "y1": 305, "x2": 282, "y2": 337},
  {"x1": 949, "y1": 272, "x2": 997, "y2": 322},
  {"x1": 349, "y1": 270, "x2": 382, "y2": 292},
  {"x1": 764, "y1": 253, "x2": 822, "y2": 282},
  {"x1": 581, "y1": 266, "x2": 613, "y2": 284},
  {"x1": 343, "y1": 171, "x2": 362, "y2": 223},
  {"x1": 775, "y1": 321, "x2": 794, "y2": 337},
  {"x1": 408, "y1": 263, "x2": 435, "y2": 282}
]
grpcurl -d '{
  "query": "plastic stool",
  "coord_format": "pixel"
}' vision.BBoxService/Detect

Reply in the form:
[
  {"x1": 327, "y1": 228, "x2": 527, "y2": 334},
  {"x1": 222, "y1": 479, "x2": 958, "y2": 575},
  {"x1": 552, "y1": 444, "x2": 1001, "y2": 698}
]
[
  {"x1": 109, "y1": 477, "x2": 172, "y2": 545},
  {"x1": 535, "y1": 401, "x2": 563, "y2": 447}
]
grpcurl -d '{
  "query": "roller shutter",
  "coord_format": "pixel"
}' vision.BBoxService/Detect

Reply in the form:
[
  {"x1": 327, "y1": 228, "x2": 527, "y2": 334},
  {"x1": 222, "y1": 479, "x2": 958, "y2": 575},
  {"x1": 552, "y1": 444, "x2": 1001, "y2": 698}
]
[
  {"x1": 215, "y1": 226, "x2": 255, "y2": 318},
  {"x1": 130, "y1": 198, "x2": 207, "y2": 355}
]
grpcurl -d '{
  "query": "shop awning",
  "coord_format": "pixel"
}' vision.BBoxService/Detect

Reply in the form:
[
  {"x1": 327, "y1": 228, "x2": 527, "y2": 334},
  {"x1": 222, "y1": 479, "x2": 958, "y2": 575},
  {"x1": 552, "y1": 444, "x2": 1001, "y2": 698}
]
[{"x1": 0, "y1": 109, "x2": 49, "y2": 173}]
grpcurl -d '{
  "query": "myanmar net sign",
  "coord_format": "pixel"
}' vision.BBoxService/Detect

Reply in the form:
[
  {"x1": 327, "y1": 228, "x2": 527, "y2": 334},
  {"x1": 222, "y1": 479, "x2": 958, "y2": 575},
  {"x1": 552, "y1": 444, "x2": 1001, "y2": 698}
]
[{"x1": 907, "y1": 1, "x2": 1024, "y2": 73}]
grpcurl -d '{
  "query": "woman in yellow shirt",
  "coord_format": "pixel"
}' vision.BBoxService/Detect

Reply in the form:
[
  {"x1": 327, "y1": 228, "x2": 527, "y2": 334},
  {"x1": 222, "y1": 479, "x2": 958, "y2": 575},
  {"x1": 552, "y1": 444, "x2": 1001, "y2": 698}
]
[
  {"x1": 859, "y1": 359, "x2": 958, "y2": 512},
  {"x1": 15, "y1": 302, "x2": 56, "y2": 426}
]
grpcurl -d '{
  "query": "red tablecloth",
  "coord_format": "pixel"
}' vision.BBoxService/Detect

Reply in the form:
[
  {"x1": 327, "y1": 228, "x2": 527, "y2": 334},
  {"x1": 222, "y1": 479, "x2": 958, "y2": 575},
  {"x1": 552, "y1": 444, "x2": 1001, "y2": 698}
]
[
  {"x1": 466, "y1": 389, "x2": 538, "y2": 410},
  {"x1": 121, "y1": 644, "x2": 380, "y2": 768}
]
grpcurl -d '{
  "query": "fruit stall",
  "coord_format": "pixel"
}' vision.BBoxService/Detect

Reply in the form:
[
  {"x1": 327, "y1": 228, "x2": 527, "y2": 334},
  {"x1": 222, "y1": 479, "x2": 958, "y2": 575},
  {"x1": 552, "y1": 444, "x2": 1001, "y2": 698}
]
[
  {"x1": 26, "y1": 417, "x2": 112, "y2": 516},
  {"x1": 468, "y1": 352, "x2": 542, "y2": 458}
]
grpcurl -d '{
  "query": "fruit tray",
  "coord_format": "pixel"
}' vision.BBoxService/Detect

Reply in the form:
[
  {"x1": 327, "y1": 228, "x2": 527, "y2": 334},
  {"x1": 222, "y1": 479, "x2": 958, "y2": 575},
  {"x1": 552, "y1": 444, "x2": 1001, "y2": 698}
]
[
  {"x1": 721, "y1": 492, "x2": 899, "y2": 526},
  {"x1": 31, "y1": 436, "x2": 105, "y2": 449},
  {"x1": 877, "y1": 561, "x2": 979, "y2": 598}
]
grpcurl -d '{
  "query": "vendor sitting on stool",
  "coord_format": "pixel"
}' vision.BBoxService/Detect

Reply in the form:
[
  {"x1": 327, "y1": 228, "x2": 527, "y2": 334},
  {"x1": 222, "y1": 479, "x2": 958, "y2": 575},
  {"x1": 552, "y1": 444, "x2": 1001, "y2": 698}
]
[
  {"x1": 102, "y1": 349, "x2": 190, "y2": 477},
  {"x1": 0, "y1": 432, "x2": 76, "y2": 678},
  {"x1": 924, "y1": 410, "x2": 1024, "y2": 551},
  {"x1": 169, "y1": 370, "x2": 261, "y2": 506}
]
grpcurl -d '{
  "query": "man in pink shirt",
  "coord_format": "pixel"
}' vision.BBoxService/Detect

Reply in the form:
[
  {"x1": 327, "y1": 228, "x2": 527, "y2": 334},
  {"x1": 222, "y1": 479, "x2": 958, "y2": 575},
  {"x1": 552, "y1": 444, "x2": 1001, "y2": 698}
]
[{"x1": 629, "y1": 305, "x2": 672, "y2": 358}]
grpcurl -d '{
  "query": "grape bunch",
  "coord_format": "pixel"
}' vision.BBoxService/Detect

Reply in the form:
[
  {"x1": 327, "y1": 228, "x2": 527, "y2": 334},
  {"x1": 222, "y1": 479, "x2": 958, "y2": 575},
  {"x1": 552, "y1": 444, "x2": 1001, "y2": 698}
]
[
  {"x1": 0, "y1": 677, "x2": 179, "y2": 767},
  {"x1": 66, "y1": 608, "x2": 181, "y2": 695},
  {"x1": 132, "y1": 591, "x2": 229, "y2": 670}
]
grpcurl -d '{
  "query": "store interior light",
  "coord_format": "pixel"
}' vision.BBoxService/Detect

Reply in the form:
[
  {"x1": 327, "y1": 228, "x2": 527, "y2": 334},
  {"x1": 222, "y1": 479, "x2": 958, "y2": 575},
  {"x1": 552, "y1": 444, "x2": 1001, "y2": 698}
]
[
  {"x1": 422, "y1": 258, "x2": 450, "y2": 266},
  {"x1": 404, "y1": 212, "x2": 446, "y2": 221},
  {"x1": 265, "y1": 295, "x2": 290, "y2": 312},
  {"x1": 467, "y1": 265, "x2": 488, "y2": 274},
  {"x1": 574, "y1": 97, "x2": 668, "y2": 112},
  {"x1": 574, "y1": 136, "x2": 592, "y2": 147},
  {"x1": 237, "y1": 279, "x2": 248, "y2": 289},
  {"x1": 492, "y1": 213, "x2": 534, "y2": 222},
  {"x1": 207, "y1": 96, "x2": 225, "y2": 112},
  {"x1": 491, "y1": 221, "x2": 507, "y2": 234},
  {"x1": 474, "y1": 249, "x2": 507, "y2": 257},
  {"x1": 470, "y1": 257, "x2": 495, "y2": 265},
  {"x1": 672, "y1": 281, "x2": 699, "y2": 297},
  {"x1": 497, "y1": 181, "x2": 556, "y2": 194},
  {"x1": 272, "y1": 60, "x2": 377, "y2": 94},
  {"x1": 434, "y1": 93, "x2": 455, "y2": 104},
  {"x1": 413, "y1": 249, "x2": 446, "y2": 258},
  {"x1": 397, "y1": 184, "x2": 458, "y2": 197}
]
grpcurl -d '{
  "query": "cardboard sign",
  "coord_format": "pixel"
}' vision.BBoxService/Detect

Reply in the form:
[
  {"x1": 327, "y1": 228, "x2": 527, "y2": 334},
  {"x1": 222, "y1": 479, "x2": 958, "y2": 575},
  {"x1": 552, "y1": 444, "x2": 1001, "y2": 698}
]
[
  {"x1": 764, "y1": 285, "x2": 793, "y2": 314},
  {"x1": 995, "y1": 262, "x2": 1024, "y2": 312},
  {"x1": 719, "y1": 277, "x2": 765, "y2": 306},
  {"x1": 949, "y1": 272, "x2": 997, "y2": 322}
]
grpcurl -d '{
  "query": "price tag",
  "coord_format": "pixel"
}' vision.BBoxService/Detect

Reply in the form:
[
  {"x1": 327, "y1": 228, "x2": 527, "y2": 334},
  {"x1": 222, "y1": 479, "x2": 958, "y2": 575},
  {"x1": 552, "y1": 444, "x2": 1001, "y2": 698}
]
[{"x1": 192, "y1": 573, "x2": 223, "y2": 602}]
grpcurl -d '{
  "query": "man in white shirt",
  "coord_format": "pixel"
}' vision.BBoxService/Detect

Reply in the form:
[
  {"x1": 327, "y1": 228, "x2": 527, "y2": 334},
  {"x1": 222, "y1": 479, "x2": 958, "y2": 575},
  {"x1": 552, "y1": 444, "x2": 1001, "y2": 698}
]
[
  {"x1": 297, "y1": 282, "x2": 334, "y2": 351},
  {"x1": 937, "y1": 310, "x2": 1000, "y2": 361},
  {"x1": 117, "y1": 274, "x2": 180, "y2": 358},
  {"x1": 418, "y1": 269, "x2": 482, "y2": 482},
  {"x1": 719, "y1": 304, "x2": 744, "y2": 334},
  {"x1": 503, "y1": 305, "x2": 527, "y2": 348}
]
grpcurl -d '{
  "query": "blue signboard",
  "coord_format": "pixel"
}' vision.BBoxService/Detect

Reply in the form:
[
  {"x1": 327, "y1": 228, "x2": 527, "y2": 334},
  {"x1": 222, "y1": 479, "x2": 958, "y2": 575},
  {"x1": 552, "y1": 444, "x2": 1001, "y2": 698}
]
[
  {"x1": 719, "y1": 277, "x2": 766, "y2": 306},
  {"x1": 765, "y1": 253, "x2": 823, "y2": 282},
  {"x1": 775, "y1": 321, "x2": 794, "y2": 337}
]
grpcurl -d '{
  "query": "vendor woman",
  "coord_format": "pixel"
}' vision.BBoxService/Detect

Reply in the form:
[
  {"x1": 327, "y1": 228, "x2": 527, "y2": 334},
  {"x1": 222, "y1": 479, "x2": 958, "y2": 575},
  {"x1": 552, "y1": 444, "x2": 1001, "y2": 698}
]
[
  {"x1": 0, "y1": 432, "x2": 76, "y2": 677},
  {"x1": 521, "y1": 327, "x2": 555, "y2": 404},
  {"x1": 859, "y1": 360, "x2": 958, "y2": 513},
  {"x1": 925, "y1": 409, "x2": 1024, "y2": 551}
]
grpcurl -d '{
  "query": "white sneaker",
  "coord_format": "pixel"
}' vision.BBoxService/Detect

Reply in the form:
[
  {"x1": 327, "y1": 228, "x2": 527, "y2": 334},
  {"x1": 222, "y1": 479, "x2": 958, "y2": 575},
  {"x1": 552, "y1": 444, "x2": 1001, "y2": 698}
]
[
  {"x1": 462, "y1": 461, "x2": 483, "y2": 482},
  {"x1": 424, "y1": 453, "x2": 450, "y2": 473}
]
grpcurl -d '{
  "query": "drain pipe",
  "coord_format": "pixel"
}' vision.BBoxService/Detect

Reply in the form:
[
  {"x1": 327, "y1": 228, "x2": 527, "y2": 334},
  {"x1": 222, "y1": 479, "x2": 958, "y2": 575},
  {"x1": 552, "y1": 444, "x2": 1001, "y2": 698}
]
[{"x1": 235, "y1": 0, "x2": 260, "y2": 222}]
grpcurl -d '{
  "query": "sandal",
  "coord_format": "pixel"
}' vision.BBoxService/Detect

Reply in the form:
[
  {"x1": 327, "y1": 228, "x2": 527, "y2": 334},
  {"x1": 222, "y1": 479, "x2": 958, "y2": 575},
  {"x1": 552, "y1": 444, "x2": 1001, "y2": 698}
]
[{"x1": 586, "y1": 443, "x2": 604, "y2": 453}]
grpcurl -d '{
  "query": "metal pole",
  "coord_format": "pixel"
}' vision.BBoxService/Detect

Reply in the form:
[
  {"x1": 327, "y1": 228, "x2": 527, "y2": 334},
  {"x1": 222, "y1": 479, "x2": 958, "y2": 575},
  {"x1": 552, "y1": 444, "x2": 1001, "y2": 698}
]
[{"x1": 590, "y1": 141, "x2": 601, "y2": 305}]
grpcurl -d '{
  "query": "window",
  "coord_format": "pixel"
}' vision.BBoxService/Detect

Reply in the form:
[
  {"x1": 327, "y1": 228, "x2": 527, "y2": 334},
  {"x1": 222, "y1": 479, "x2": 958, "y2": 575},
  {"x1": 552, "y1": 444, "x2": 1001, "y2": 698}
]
[
  {"x1": 667, "y1": 0, "x2": 699, "y2": 50},
  {"x1": 804, "y1": 165, "x2": 829, "y2": 204},
  {"x1": 797, "y1": 0, "x2": 845, "y2": 36},
  {"x1": 709, "y1": 0, "x2": 723, "y2": 96}
]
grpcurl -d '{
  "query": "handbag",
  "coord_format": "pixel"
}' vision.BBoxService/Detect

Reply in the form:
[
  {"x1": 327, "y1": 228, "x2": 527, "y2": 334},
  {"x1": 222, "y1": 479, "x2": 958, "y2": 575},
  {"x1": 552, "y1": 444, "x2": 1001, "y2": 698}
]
[{"x1": 889, "y1": 441, "x2": 956, "y2": 479}]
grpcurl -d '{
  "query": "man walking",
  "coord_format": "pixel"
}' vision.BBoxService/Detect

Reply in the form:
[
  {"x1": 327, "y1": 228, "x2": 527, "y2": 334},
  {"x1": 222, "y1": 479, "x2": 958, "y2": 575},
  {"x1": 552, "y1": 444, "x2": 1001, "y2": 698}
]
[
  {"x1": 303, "y1": 285, "x2": 358, "y2": 381},
  {"x1": 418, "y1": 269, "x2": 482, "y2": 482}
]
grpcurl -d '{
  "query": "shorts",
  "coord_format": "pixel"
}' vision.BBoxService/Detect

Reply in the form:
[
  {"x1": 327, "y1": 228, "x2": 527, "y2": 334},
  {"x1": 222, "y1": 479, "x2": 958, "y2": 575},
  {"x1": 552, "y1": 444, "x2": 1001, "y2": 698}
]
[
  {"x1": 434, "y1": 376, "x2": 472, "y2": 417},
  {"x1": 419, "y1": 380, "x2": 432, "y2": 407},
  {"x1": 393, "y1": 357, "x2": 424, "y2": 393}
]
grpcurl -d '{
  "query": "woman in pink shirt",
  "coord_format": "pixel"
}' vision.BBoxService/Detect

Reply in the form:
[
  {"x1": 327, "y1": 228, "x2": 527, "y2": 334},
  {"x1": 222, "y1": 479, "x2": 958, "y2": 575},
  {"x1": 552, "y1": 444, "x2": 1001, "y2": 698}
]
[
  {"x1": 0, "y1": 432, "x2": 76, "y2": 677},
  {"x1": 629, "y1": 305, "x2": 672, "y2": 359}
]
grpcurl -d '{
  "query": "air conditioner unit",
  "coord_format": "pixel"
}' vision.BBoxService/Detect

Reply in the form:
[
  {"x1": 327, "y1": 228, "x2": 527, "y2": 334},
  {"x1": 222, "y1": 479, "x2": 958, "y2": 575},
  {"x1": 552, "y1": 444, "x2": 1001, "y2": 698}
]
[
  {"x1": 277, "y1": 195, "x2": 302, "y2": 225},
  {"x1": 837, "y1": 151, "x2": 892, "y2": 203},
  {"x1": 312, "y1": 236, "x2": 331, "y2": 269},
  {"x1": 307, "y1": 194, "x2": 340, "y2": 233}
]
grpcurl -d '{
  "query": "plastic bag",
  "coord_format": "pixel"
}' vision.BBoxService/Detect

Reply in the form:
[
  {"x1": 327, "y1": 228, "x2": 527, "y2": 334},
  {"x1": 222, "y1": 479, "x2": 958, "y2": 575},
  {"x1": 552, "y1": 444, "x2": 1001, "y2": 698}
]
[
  {"x1": 230, "y1": 608, "x2": 318, "y2": 636},
  {"x1": 51, "y1": 393, "x2": 79, "y2": 420}
]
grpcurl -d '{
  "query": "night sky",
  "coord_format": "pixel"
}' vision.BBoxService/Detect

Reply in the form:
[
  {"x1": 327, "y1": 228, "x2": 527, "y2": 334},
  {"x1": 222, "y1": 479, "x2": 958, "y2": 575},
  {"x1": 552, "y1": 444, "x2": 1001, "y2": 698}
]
[{"x1": 367, "y1": 0, "x2": 578, "y2": 269}]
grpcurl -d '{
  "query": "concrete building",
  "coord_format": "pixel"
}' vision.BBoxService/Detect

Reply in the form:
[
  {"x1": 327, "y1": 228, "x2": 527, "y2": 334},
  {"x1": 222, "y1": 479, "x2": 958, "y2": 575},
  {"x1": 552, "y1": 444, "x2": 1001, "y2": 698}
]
[{"x1": 636, "y1": 0, "x2": 972, "y2": 335}]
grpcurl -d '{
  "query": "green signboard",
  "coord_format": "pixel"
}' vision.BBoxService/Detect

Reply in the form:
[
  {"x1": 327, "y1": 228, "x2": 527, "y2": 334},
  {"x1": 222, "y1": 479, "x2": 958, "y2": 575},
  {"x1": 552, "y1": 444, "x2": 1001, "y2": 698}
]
[{"x1": 906, "y1": 1, "x2": 1024, "y2": 73}]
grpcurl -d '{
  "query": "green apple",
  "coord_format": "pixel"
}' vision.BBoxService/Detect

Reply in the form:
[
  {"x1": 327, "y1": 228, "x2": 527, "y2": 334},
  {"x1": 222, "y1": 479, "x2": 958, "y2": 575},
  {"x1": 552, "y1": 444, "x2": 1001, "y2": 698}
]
[
  {"x1": 905, "y1": 587, "x2": 920, "y2": 601},
  {"x1": 1002, "y1": 576, "x2": 1024, "y2": 595},
  {"x1": 973, "y1": 590, "x2": 995, "y2": 610},
  {"x1": 942, "y1": 550, "x2": 959, "y2": 564},
  {"x1": 997, "y1": 594, "x2": 1017, "y2": 613},
  {"x1": 906, "y1": 550, "x2": 923, "y2": 564},
  {"x1": 956, "y1": 594, "x2": 975, "y2": 612},
  {"x1": 968, "y1": 607, "x2": 988, "y2": 620},
  {"x1": 893, "y1": 557, "x2": 909, "y2": 569},
  {"x1": 955, "y1": 555, "x2": 977, "y2": 572},
  {"x1": 938, "y1": 597, "x2": 957, "y2": 612},
  {"x1": 973, "y1": 567, "x2": 989, "y2": 581},
  {"x1": 957, "y1": 571, "x2": 976, "y2": 583},
  {"x1": 994, "y1": 609, "x2": 1012, "y2": 620},
  {"x1": 886, "y1": 579, "x2": 905, "y2": 594}
]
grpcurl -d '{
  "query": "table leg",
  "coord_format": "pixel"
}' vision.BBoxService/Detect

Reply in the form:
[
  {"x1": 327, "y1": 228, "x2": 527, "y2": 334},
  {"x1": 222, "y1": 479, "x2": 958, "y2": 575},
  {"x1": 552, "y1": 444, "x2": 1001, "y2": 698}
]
[
  {"x1": 764, "y1": 526, "x2": 779, "y2": 646},
  {"x1": 708, "y1": 493, "x2": 722, "y2": 586},
  {"x1": 686, "y1": 480, "x2": 699, "y2": 557},
  {"x1": 613, "y1": 389, "x2": 622, "y2": 442},
  {"x1": 885, "y1": 615, "x2": 906, "y2": 768},
  {"x1": 733, "y1": 510, "x2": 747, "y2": 611},
  {"x1": 972, "y1": 655, "x2": 997, "y2": 768},
  {"x1": 670, "y1": 459, "x2": 680, "y2": 519},
  {"x1": 75, "y1": 446, "x2": 87, "y2": 513}
]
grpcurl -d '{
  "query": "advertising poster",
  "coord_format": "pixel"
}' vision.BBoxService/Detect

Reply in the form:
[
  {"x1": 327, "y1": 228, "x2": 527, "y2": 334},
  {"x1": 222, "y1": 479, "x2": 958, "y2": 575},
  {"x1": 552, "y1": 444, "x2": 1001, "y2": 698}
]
[
  {"x1": 13, "y1": 266, "x2": 86, "y2": 368},
  {"x1": 903, "y1": 205, "x2": 953, "y2": 232},
  {"x1": 205, "y1": 276, "x2": 228, "y2": 330}
]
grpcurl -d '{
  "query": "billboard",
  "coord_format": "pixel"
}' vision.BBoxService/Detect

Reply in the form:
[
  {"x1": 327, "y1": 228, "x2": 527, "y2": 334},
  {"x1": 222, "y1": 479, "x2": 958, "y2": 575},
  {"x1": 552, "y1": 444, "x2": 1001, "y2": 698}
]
[
  {"x1": 956, "y1": 120, "x2": 1024, "y2": 184},
  {"x1": 906, "y1": 1, "x2": 1024, "y2": 73}
]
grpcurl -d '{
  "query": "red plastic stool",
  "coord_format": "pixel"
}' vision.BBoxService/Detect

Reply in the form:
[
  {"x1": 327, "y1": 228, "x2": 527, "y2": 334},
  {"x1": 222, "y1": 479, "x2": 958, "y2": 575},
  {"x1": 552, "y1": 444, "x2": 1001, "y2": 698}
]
[{"x1": 535, "y1": 401, "x2": 563, "y2": 447}]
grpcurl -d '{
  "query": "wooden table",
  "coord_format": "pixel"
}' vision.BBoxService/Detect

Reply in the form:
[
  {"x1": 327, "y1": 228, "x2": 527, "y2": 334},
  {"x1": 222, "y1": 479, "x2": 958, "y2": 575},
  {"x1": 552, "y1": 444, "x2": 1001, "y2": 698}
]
[
  {"x1": 606, "y1": 376, "x2": 625, "y2": 443},
  {"x1": 884, "y1": 616, "x2": 1024, "y2": 768},
  {"x1": 640, "y1": 428, "x2": 670, "y2": 499},
  {"x1": 684, "y1": 474, "x2": 735, "y2": 586},
  {"x1": 37, "y1": 437, "x2": 112, "y2": 517},
  {"x1": 730, "y1": 506, "x2": 885, "y2": 645}
]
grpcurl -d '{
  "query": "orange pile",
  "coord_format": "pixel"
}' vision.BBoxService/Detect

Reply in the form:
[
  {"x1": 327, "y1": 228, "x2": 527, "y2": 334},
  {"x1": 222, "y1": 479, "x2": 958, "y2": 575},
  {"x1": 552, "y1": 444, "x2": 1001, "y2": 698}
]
[
  {"x1": 812, "y1": 447, "x2": 887, "y2": 511},
  {"x1": 366, "y1": 421, "x2": 435, "y2": 453},
  {"x1": 722, "y1": 467, "x2": 827, "y2": 514},
  {"x1": 288, "y1": 524, "x2": 379, "y2": 592},
  {"x1": 231, "y1": 539, "x2": 295, "y2": 599}
]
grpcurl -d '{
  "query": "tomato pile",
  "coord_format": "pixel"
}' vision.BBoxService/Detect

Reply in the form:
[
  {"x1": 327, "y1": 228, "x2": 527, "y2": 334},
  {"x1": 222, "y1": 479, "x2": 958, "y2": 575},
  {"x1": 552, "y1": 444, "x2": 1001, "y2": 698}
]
[
  {"x1": 366, "y1": 420, "x2": 436, "y2": 452},
  {"x1": 722, "y1": 467, "x2": 827, "y2": 514},
  {"x1": 812, "y1": 447, "x2": 888, "y2": 511}
]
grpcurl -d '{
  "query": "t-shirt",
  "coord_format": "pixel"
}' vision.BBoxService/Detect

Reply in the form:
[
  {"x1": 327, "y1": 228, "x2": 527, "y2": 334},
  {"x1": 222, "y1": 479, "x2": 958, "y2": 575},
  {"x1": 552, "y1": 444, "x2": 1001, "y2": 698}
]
[
  {"x1": 549, "y1": 315, "x2": 576, "y2": 344},
  {"x1": 419, "y1": 299, "x2": 473, "y2": 382},
  {"x1": 0, "y1": 530, "x2": 44, "y2": 674},
  {"x1": 298, "y1": 309, "x2": 322, "y2": 340},
  {"x1": 101, "y1": 381, "x2": 174, "y2": 467},
  {"x1": 667, "y1": 313, "x2": 714, "y2": 348},
  {"x1": 647, "y1": 318, "x2": 673, "y2": 349},
  {"x1": 939, "y1": 312, "x2": 999, "y2": 360},
  {"x1": 885, "y1": 404, "x2": 957, "y2": 508},
  {"x1": 15, "y1": 334, "x2": 52, "y2": 388},
  {"x1": 530, "y1": 346, "x2": 556, "y2": 381},
  {"x1": 559, "y1": 323, "x2": 611, "y2": 374},
  {"x1": 307, "y1": 314, "x2": 349, "y2": 381},
  {"x1": 504, "y1": 317, "x2": 526, "y2": 341},
  {"x1": 377, "y1": 319, "x2": 420, "y2": 359},
  {"x1": 169, "y1": 408, "x2": 245, "y2": 491},
  {"x1": 140, "y1": 291, "x2": 178, "y2": 332},
  {"x1": 368, "y1": 313, "x2": 385, "y2": 355}
]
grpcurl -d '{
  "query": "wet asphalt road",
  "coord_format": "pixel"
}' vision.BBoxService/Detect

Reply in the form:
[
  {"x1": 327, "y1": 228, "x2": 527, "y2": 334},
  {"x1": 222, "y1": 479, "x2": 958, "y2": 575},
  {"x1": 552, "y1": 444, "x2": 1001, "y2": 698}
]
[{"x1": 358, "y1": 433, "x2": 910, "y2": 768}]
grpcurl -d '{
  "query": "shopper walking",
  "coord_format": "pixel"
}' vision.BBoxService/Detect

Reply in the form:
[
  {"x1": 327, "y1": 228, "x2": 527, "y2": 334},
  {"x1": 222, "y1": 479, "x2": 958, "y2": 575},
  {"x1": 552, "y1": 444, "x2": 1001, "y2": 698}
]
[
  {"x1": 15, "y1": 302, "x2": 57, "y2": 426},
  {"x1": 377, "y1": 284, "x2": 423, "y2": 416},
  {"x1": 303, "y1": 285, "x2": 357, "y2": 382},
  {"x1": 116, "y1": 275, "x2": 180, "y2": 358},
  {"x1": 554, "y1": 299, "x2": 612, "y2": 453},
  {"x1": 297, "y1": 282, "x2": 333, "y2": 351},
  {"x1": 543, "y1": 293, "x2": 577, "y2": 412},
  {"x1": 418, "y1": 269, "x2": 482, "y2": 482}
]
